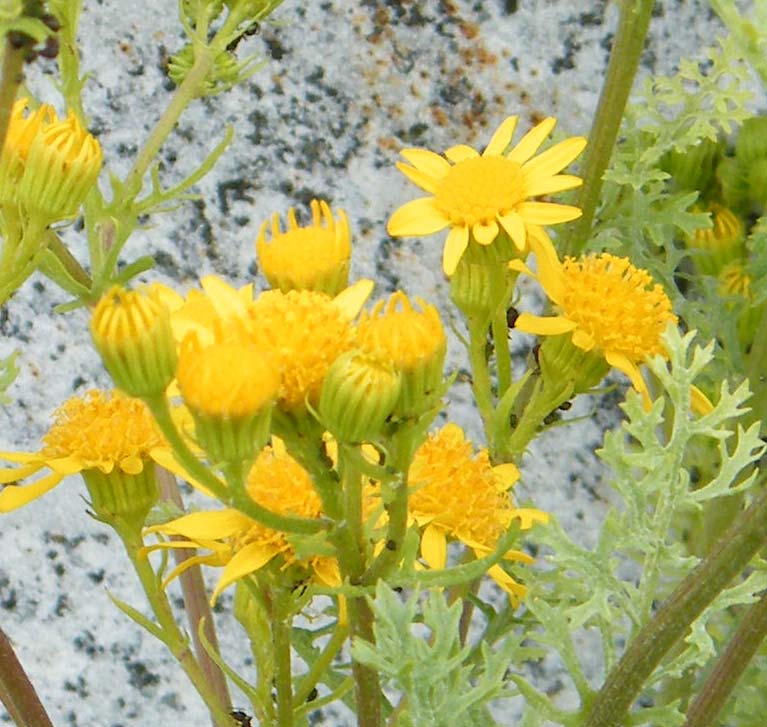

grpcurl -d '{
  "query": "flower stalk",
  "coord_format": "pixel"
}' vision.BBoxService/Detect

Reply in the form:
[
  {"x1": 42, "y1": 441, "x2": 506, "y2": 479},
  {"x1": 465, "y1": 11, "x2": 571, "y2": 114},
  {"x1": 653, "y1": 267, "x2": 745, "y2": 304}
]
[{"x1": 564, "y1": 0, "x2": 655, "y2": 257}]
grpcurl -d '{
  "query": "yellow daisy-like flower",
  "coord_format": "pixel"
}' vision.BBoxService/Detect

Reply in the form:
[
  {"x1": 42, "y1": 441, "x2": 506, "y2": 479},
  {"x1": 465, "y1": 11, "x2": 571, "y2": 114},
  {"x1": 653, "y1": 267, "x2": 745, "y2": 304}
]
[
  {"x1": 512, "y1": 249, "x2": 677, "y2": 407},
  {"x1": 146, "y1": 440, "x2": 337, "y2": 603},
  {"x1": 387, "y1": 115, "x2": 586, "y2": 275},
  {"x1": 0, "y1": 390, "x2": 167, "y2": 512},
  {"x1": 407, "y1": 424, "x2": 549, "y2": 604},
  {"x1": 256, "y1": 199, "x2": 352, "y2": 295},
  {"x1": 247, "y1": 281, "x2": 373, "y2": 410}
]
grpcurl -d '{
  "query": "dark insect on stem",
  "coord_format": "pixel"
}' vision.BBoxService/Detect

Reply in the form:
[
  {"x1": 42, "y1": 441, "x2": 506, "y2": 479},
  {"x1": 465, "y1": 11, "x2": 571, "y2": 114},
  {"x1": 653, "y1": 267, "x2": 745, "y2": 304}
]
[
  {"x1": 306, "y1": 687, "x2": 319, "y2": 703},
  {"x1": 226, "y1": 21, "x2": 261, "y2": 52},
  {"x1": 230, "y1": 709, "x2": 253, "y2": 726},
  {"x1": 506, "y1": 306, "x2": 519, "y2": 328},
  {"x1": 558, "y1": 400, "x2": 572, "y2": 411}
]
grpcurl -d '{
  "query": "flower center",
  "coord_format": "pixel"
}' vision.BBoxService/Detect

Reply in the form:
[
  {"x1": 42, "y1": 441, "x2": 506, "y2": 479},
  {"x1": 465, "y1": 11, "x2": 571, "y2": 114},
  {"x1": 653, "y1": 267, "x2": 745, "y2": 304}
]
[
  {"x1": 433, "y1": 156, "x2": 525, "y2": 227},
  {"x1": 560, "y1": 254, "x2": 677, "y2": 361}
]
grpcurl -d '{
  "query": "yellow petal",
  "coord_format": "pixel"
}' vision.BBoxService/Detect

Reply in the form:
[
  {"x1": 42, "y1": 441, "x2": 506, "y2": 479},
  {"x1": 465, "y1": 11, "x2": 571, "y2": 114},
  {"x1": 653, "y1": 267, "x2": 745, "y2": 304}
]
[
  {"x1": 512, "y1": 508, "x2": 550, "y2": 529},
  {"x1": 515, "y1": 313, "x2": 577, "y2": 336},
  {"x1": 147, "y1": 509, "x2": 250, "y2": 540},
  {"x1": 421, "y1": 523, "x2": 447, "y2": 569},
  {"x1": 492, "y1": 463, "x2": 520, "y2": 487},
  {"x1": 445, "y1": 144, "x2": 479, "y2": 163},
  {"x1": 46, "y1": 455, "x2": 86, "y2": 475},
  {"x1": 472, "y1": 219, "x2": 499, "y2": 245},
  {"x1": 443, "y1": 225, "x2": 470, "y2": 275},
  {"x1": 523, "y1": 173, "x2": 583, "y2": 197},
  {"x1": 508, "y1": 259, "x2": 535, "y2": 278},
  {"x1": 119, "y1": 455, "x2": 145, "y2": 476},
  {"x1": 200, "y1": 276, "x2": 251, "y2": 320},
  {"x1": 399, "y1": 148, "x2": 451, "y2": 179},
  {"x1": 0, "y1": 472, "x2": 64, "y2": 512},
  {"x1": 506, "y1": 117, "x2": 557, "y2": 165},
  {"x1": 502, "y1": 548, "x2": 535, "y2": 564},
  {"x1": 333, "y1": 279, "x2": 374, "y2": 319},
  {"x1": 0, "y1": 462, "x2": 45, "y2": 484},
  {"x1": 312, "y1": 557, "x2": 342, "y2": 587},
  {"x1": 497, "y1": 211, "x2": 527, "y2": 250},
  {"x1": 521, "y1": 136, "x2": 587, "y2": 179},
  {"x1": 526, "y1": 225, "x2": 564, "y2": 304},
  {"x1": 483, "y1": 116, "x2": 518, "y2": 157},
  {"x1": 605, "y1": 352, "x2": 653, "y2": 410},
  {"x1": 0, "y1": 451, "x2": 46, "y2": 464},
  {"x1": 211, "y1": 541, "x2": 277, "y2": 604},
  {"x1": 387, "y1": 197, "x2": 450, "y2": 237},
  {"x1": 150, "y1": 449, "x2": 216, "y2": 498},
  {"x1": 162, "y1": 553, "x2": 224, "y2": 589},
  {"x1": 487, "y1": 564, "x2": 527, "y2": 604},
  {"x1": 395, "y1": 161, "x2": 440, "y2": 194},
  {"x1": 691, "y1": 385, "x2": 714, "y2": 416},
  {"x1": 571, "y1": 328, "x2": 596, "y2": 351},
  {"x1": 148, "y1": 282, "x2": 185, "y2": 312},
  {"x1": 517, "y1": 201, "x2": 582, "y2": 225}
]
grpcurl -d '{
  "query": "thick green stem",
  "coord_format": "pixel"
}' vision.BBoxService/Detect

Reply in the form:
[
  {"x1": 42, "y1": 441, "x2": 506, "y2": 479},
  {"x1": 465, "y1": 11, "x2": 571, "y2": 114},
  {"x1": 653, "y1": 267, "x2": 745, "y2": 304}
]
[
  {"x1": 563, "y1": 0, "x2": 655, "y2": 257},
  {"x1": 272, "y1": 590, "x2": 295, "y2": 727},
  {"x1": 682, "y1": 589, "x2": 767, "y2": 727},
  {"x1": 468, "y1": 318, "x2": 496, "y2": 436},
  {"x1": 583, "y1": 486, "x2": 767, "y2": 727},
  {"x1": 0, "y1": 627, "x2": 54, "y2": 727},
  {"x1": 491, "y1": 304, "x2": 512, "y2": 398},
  {"x1": 120, "y1": 529, "x2": 233, "y2": 727},
  {"x1": 156, "y1": 466, "x2": 232, "y2": 724}
]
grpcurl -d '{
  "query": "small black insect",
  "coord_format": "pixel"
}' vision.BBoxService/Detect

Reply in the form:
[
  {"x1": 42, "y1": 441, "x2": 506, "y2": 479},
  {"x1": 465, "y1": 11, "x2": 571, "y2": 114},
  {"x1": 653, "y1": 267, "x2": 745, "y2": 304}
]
[
  {"x1": 226, "y1": 21, "x2": 261, "y2": 52},
  {"x1": 230, "y1": 709, "x2": 253, "y2": 726}
]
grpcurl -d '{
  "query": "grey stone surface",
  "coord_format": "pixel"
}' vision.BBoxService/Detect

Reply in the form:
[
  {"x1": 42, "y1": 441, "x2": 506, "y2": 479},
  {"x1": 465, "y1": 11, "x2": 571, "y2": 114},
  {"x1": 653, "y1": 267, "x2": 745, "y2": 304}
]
[{"x1": 0, "y1": 1, "x2": 745, "y2": 725}]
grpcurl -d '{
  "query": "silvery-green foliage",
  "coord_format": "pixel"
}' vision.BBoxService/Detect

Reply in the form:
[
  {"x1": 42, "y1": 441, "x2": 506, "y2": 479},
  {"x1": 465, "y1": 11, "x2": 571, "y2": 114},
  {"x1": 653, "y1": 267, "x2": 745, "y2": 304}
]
[
  {"x1": 589, "y1": 36, "x2": 753, "y2": 302},
  {"x1": 513, "y1": 328, "x2": 765, "y2": 726},
  {"x1": 351, "y1": 582, "x2": 518, "y2": 727},
  {"x1": 711, "y1": 0, "x2": 767, "y2": 89}
]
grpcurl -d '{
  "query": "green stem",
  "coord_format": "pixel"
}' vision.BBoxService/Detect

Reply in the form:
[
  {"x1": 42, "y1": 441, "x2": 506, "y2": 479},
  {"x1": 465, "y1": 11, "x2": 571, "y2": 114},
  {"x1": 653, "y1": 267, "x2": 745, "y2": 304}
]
[
  {"x1": 468, "y1": 317, "x2": 495, "y2": 436},
  {"x1": 491, "y1": 304, "x2": 512, "y2": 399},
  {"x1": 42, "y1": 228, "x2": 92, "y2": 288},
  {"x1": 583, "y1": 485, "x2": 767, "y2": 727},
  {"x1": 293, "y1": 621, "x2": 350, "y2": 705},
  {"x1": 119, "y1": 529, "x2": 233, "y2": 727},
  {"x1": 563, "y1": 0, "x2": 655, "y2": 258},
  {"x1": 272, "y1": 589, "x2": 295, "y2": 727},
  {"x1": 0, "y1": 627, "x2": 55, "y2": 727},
  {"x1": 122, "y1": 47, "x2": 212, "y2": 200},
  {"x1": 682, "y1": 589, "x2": 767, "y2": 727},
  {"x1": 156, "y1": 466, "x2": 232, "y2": 723},
  {"x1": 146, "y1": 395, "x2": 326, "y2": 535}
]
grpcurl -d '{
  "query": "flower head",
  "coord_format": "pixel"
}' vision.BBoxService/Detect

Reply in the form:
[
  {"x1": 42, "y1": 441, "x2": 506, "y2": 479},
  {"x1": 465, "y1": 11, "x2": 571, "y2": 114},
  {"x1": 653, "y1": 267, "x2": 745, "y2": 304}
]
[
  {"x1": 0, "y1": 390, "x2": 167, "y2": 512},
  {"x1": 256, "y1": 199, "x2": 351, "y2": 295},
  {"x1": 17, "y1": 108, "x2": 102, "y2": 221},
  {"x1": 357, "y1": 291, "x2": 446, "y2": 416},
  {"x1": 513, "y1": 249, "x2": 677, "y2": 406},
  {"x1": 146, "y1": 441, "x2": 336, "y2": 603},
  {"x1": 91, "y1": 285, "x2": 178, "y2": 397},
  {"x1": 247, "y1": 282, "x2": 372, "y2": 410},
  {"x1": 407, "y1": 424, "x2": 548, "y2": 603},
  {"x1": 387, "y1": 115, "x2": 586, "y2": 275}
]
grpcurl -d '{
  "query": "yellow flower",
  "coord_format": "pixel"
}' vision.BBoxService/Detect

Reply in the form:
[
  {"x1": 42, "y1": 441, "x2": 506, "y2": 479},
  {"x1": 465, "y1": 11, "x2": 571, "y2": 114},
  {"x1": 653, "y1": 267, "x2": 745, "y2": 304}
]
[
  {"x1": 256, "y1": 199, "x2": 352, "y2": 295},
  {"x1": 407, "y1": 424, "x2": 549, "y2": 604},
  {"x1": 356, "y1": 291, "x2": 446, "y2": 416},
  {"x1": 387, "y1": 115, "x2": 586, "y2": 275},
  {"x1": 146, "y1": 440, "x2": 337, "y2": 603},
  {"x1": 0, "y1": 390, "x2": 167, "y2": 512},
  {"x1": 513, "y1": 249, "x2": 677, "y2": 407},
  {"x1": 247, "y1": 281, "x2": 373, "y2": 410}
]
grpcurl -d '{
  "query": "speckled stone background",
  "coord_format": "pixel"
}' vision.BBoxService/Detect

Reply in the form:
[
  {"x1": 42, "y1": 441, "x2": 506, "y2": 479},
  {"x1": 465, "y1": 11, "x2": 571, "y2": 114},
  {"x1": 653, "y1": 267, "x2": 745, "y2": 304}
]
[{"x1": 0, "y1": 1, "x2": 755, "y2": 726}]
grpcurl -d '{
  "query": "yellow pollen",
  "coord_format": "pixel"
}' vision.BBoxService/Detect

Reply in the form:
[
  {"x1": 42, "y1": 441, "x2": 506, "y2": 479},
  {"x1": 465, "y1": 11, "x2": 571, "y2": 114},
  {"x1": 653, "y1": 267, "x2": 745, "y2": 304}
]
[
  {"x1": 247, "y1": 290, "x2": 357, "y2": 409},
  {"x1": 357, "y1": 291, "x2": 445, "y2": 371},
  {"x1": 560, "y1": 254, "x2": 677, "y2": 362},
  {"x1": 434, "y1": 156, "x2": 525, "y2": 227},
  {"x1": 42, "y1": 390, "x2": 162, "y2": 472}
]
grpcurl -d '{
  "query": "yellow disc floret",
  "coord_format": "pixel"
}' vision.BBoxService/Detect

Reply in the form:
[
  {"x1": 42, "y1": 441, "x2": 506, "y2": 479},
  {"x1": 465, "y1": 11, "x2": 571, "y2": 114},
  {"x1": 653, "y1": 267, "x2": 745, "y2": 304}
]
[
  {"x1": 247, "y1": 289, "x2": 357, "y2": 410},
  {"x1": 42, "y1": 389, "x2": 164, "y2": 473},
  {"x1": 256, "y1": 199, "x2": 351, "y2": 295},
  {"x1": 559, "y1": 253, "x2": 676, "y2": 363},
  {"x1": 434, "y1": 156, "x2": 525, "y2": 228}
]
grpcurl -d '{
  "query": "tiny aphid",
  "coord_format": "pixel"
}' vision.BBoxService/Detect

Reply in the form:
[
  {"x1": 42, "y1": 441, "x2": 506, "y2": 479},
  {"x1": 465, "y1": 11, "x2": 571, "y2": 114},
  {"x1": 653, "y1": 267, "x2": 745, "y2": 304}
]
[{"x1": 230, "y1": 709, "x2": 253, "y2": 727}]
